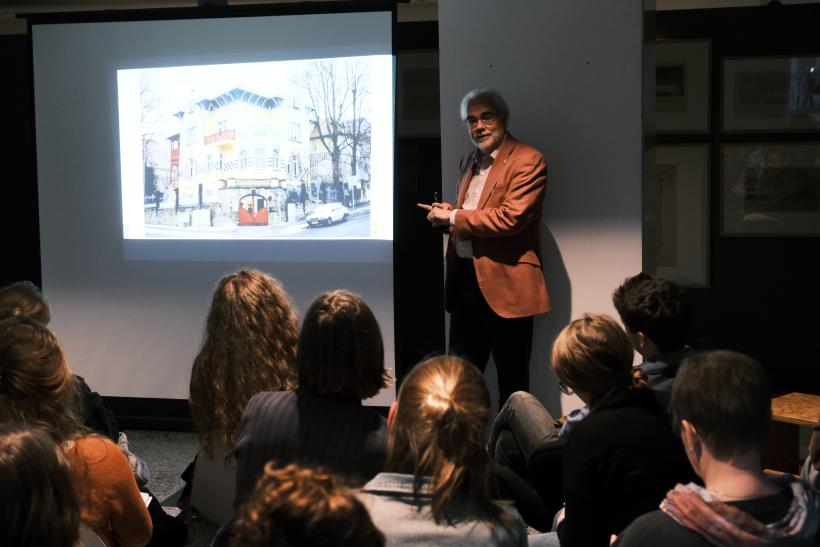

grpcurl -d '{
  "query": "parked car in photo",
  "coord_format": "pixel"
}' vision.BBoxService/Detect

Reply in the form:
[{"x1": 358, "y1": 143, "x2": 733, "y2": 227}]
[{"x1": 305, "y1": 202, "x2": 349, "y2": 227}]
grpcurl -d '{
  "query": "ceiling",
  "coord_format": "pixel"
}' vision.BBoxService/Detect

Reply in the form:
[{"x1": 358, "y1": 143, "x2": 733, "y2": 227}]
[
  {"x1": 0, "y1": 0, "x2": 436, "y2": 34},
  {"x1": 2, "y1": 0, "x2": 817, "y2": 35}
]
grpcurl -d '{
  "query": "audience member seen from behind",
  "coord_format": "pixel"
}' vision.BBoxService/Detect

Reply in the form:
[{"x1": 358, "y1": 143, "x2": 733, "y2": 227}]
[
  {"x1": 0, "y1": 280, "x2": 123, "y2": 443},
  {"x1": 186, "y1": 270, "x2": 299, "y2": 524},
  {"x1": 527, "y1": 314, "x2": 694, "y2": 547},
  {"x1": 613, "y1": 272, "x2": 692, "y2": 392},
  {"x1": 231, "y1": 463, "x2": 385, "y2": 547},
  {"x1": 357, "y1": 355, "x2": 527, "y2": 546},
  {"x1": 0, "y1": 280, "x2": 51, "y2": 324},
  {"x1": 0, "y1": 423, "x2": 80, "y2": 547},
  {"x1": 615, "y1": 351, "x2": 820, "y2": 546},
  {"x1": 233, "y1": 289, "x2": 391, "y2": 508},
  {"x1": 0, "y1": 315, "x2": 152, "y2": 547}
]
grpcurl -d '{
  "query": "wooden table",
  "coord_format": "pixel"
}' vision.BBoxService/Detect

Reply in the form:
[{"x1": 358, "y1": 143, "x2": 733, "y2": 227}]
[{"x1": 764, "y1": 392, "x2": 820, "y2": 474}]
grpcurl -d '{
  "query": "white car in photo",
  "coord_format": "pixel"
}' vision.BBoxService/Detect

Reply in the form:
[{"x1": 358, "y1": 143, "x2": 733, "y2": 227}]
[{"x1": 306, "y1": 202, "x2": 349, "y2": 227}]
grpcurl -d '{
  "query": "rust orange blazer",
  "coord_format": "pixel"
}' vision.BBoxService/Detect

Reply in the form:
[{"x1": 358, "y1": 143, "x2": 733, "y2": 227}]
[{"x1": 445, "y1": 134, "x2": 550, "y2": 319}]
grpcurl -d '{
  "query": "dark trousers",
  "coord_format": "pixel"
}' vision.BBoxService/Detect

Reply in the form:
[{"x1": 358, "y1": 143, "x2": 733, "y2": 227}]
[{"x1": 448, "y1": 258, "x2": 533, "y2": 408}]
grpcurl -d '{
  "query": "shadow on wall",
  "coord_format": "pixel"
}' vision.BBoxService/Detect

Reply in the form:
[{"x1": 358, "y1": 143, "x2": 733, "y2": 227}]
[
  {"x1": 529, "y1": 224, "x2": 570, "y2": 419},
  {"x1": 482, "y1": 223, "x2": 570, "y2": 418}
]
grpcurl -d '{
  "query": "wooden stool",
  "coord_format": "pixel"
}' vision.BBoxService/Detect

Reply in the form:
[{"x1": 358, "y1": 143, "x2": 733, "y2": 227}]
[{"x1": 763, "y1": 392, "x2": 820, "y2": 475}]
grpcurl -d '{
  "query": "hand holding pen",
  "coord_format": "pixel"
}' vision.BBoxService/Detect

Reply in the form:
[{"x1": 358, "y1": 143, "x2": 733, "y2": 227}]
[{"x1": 417, "y1": 192, "x2": 452, "y2": 232}]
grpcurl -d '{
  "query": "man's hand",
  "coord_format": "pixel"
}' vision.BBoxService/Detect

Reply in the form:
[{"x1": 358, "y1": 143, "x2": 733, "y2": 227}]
[{"x1": 417, "y1": 202, "x2": 453, "y2": 227}]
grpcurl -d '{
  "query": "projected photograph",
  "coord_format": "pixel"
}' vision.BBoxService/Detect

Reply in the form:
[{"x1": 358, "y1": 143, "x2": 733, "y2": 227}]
[{"x1": 118, "y1": 56, "x2": 392, "y2": 240}]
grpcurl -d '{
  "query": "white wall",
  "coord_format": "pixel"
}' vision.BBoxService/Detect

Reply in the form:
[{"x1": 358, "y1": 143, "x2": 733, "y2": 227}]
[{"x1": 438, "y1": 0, "x2": 644, "y2": 416}]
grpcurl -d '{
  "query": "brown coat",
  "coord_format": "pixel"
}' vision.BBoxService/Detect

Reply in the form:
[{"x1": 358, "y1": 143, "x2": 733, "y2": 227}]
[{"x1": 445, "y1": 134, "x2": 550, "y2": 318}]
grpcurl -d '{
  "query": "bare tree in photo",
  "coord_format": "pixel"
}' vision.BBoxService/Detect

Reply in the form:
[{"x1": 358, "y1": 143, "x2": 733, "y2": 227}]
[
  {"x1": 140, "y1": 76, "x2": 166, "y2": 205},
  {"x1": 346, "y1": 61, "x2": 370, "y2": 179},
  {"x1": 299, "y1": 59, "x2": 370, "y2": 206}
]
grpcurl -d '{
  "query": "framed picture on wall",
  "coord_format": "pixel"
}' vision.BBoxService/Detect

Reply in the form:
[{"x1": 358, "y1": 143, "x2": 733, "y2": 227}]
[
  {"x1": 645, "y1": 145, "x2": 710, "y2": 287},
  {"x1": 723, "y1": 56, "x2": 820, "y2": 132},
  {"x1": 396, "y1": 50, "x2": 440, "y2": 137},
  {"x1": 721, "y1": 143, "x2": 820, "y2": 235},
  {"x1": 655, "y1": 40, "x2": 711, "y2": 133}
]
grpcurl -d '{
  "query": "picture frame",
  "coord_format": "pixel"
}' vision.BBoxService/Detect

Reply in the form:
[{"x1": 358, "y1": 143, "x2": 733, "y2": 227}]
[
  {"x1": 654, "y1": 40, "x2": 711, "y2": 133},
  {"x1": 722, "y1": 55, "x2": 820, "y2": 132},
  {"x1": 721, "y1": 143, "x2": 820, "y2": 236},
  {"x1": 396, "y1": 50, "x2": 440, "y2": 137},
  {"x1": 644, "y1": 145, "x2": 710, "y2": 287}
]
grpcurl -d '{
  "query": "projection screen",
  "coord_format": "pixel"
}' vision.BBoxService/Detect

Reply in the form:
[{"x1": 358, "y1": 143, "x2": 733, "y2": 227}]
[{"x1": 31, "y1": 7, "x2": 396, "y2": 404}]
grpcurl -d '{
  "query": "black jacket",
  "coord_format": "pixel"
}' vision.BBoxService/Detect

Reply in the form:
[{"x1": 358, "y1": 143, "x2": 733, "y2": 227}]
[{"x1": 557, "y1": 387, "x2": 697, "y2": 547}]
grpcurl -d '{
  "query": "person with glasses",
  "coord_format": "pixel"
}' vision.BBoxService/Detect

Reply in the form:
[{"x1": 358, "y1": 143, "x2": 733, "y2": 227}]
[
  {"x1": 420, "y1": 88, "x2": 549, "y2": 409},
  {"x1": 489, "y1": 273, "x2": 693, "y2": 490},
  {"x1": 488, "y1": 314, "x2": 694, "y2": 546}
]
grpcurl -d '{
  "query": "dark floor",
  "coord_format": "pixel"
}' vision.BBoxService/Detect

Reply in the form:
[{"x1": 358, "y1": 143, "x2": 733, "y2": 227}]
[
  {"x1": 123, "y1": 429, "x2": 199, "y2": 510},
  {"x1": 120, "y1": 427, "x2": 547, "y2": 534}
]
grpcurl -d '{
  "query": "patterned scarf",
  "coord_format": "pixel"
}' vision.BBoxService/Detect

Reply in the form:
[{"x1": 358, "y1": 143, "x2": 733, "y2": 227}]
[{"x1": 659, "y1": 475, "x2": 819, "y2": 546}]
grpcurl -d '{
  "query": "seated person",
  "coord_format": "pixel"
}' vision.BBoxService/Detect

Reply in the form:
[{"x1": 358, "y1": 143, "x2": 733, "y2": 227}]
[
  {"x1": 186, "y1": 270, "x2": 299, "y2": 525},
  {"x1": 0, "y1": 423, "x2": 80, "y2": 547},
  {"x1": 613, "y1": 272, "x2": 693, "y2": 392},
  {"x1": 0, "y1": 315, "x2": 152, "y2": 547},
  {"x1": 489, "y1": 273, "x2": 693, "y2": 514},
  {"x1": 231, "y1": 463, "x2": 384, "y2": 547},
  {"x1": 0, "y1": 281, "x2": 122, "y2": 442},
  {"x1": 358, "y1": 355, "x2": 527, "y2": 546},
  {"x1": 233, "y1": 289, "x2": 390, "y2": 509},
  {"x1": 519, "y1": 314, "x2": 694, "y2": 547},
  {"x1": 615, "y1": 351, "x2": 820, "y2": 546}
]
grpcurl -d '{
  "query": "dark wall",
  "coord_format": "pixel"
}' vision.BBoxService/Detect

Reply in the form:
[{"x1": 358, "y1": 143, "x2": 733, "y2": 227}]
[
  {"x1": 657, "y1": 4, "x2": 820, "y2": 395},
  {"x1": 1, "y1": 35, "x2": 40, "y2": 287},
  {"x1": 393, "y1": 22, "x2": 445, "y2": 381}
]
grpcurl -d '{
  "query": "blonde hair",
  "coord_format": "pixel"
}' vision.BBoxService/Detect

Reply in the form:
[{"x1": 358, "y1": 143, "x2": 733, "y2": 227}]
[
  {"x1": 189, "y1": 270, "x2": 299, "y2": 458},
  {"x1": 0, "y1": 315, "x2": 84, "y2": 444},
  {"x1": 551, "y1": 313, "x2": 635, "y2": 397},
  {"x1": 386, "y1": 355, "x2": 507, "y2": 525}
]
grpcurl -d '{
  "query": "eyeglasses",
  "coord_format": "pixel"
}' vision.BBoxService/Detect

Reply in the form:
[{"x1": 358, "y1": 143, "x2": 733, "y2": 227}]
[
  {"x1": 558, "y1": 381, "x2": 574, "y2": 396},
  {"x1": 464, "y1": 111, "x2": 498, "y2": 128}
]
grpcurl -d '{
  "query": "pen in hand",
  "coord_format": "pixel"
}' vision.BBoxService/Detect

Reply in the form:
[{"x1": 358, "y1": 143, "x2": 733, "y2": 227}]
[
  {"x1": 432, "y1": 192, "x2": 449, "y2": 234},
  {"x1": 416, "y1": 192, "x2": 451, "y2": 229}
]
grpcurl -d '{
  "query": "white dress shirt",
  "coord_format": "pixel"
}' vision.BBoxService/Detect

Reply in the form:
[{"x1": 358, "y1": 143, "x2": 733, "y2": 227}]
[{"x1": 451, "y1": 148, "x2": 499, "y2": 258}]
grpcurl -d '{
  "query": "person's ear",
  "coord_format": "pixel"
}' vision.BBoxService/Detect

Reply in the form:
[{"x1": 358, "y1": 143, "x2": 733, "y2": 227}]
[{"x1": 680, "y1": 419, "x2": 702, "y2": 460}]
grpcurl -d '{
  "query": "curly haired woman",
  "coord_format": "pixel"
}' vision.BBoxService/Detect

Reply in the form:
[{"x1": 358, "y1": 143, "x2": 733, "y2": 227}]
[{"x1": 187, "y1": 270, "x2": 299, "y2": 525}]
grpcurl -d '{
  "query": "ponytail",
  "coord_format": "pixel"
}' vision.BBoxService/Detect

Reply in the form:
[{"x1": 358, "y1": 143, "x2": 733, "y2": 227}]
[{"x1": 386, "y1": 356, "x2": 509, "y2": 525}]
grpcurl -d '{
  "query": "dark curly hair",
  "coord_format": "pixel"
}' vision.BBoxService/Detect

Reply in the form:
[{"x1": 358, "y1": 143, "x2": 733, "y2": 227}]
[
  {"x1": 612, "y1": 273, "x2": 691, "y2": 353},
  {"x1": 190, "y1": 271, "x2": 299, "y2": 458},
  {"x1": 231, "y1": 463, "x2": 385, "y2": 547}
]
